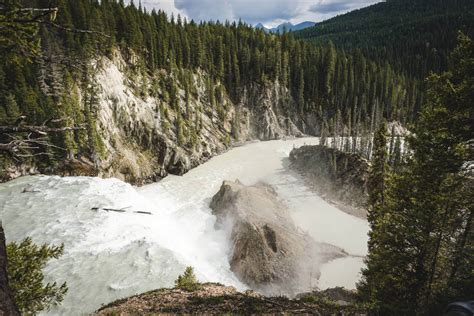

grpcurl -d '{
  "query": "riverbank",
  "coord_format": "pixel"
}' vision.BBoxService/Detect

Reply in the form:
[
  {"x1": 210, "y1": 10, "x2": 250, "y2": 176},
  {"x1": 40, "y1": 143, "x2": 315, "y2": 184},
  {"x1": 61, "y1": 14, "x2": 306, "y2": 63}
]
[{"x1": 289, "y1": 145, "x2": 370, "y2": 219}]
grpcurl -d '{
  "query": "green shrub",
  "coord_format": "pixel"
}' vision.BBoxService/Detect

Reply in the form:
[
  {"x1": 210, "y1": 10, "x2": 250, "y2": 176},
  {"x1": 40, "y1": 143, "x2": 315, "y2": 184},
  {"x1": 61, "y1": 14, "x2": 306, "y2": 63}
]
[{"x1": 175, "y1": 266, "x2": 200, "y2": 292}]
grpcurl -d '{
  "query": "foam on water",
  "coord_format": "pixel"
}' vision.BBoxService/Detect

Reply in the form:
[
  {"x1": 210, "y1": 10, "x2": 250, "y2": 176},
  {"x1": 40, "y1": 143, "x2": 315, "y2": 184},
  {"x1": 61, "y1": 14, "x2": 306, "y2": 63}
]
[{"x1": 0, "y1": 138, "x2": 369, "y2": 315}]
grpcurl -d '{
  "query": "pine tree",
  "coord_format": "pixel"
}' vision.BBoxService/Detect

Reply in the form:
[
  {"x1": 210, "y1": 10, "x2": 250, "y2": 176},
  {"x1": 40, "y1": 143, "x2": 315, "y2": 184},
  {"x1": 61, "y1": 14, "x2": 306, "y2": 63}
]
[
  {"x1": 175, "y1": 266, "x2": 200, "y2": 291},
  {"x1": 5, "y1": 94, "x2": 21, "y2": 119},
  {"x1": 7, "y1": 238, "x2": 68, "y2": 314},
  {"x1": 358, "y1": 33, "x2": 474, "y2": 315},
  {"x1": 366, "y1": 121, "x2": 388, "y2": 230},
  {"x1": 392, "y1": 135, "x2": 402, "y2": 168}
]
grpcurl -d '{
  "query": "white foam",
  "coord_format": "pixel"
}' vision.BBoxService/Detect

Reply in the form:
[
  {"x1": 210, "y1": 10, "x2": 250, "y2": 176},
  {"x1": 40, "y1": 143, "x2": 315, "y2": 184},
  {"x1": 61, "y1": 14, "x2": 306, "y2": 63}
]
[{"x1": 0, "y1": 138, "x2": 369, "y2": 315}]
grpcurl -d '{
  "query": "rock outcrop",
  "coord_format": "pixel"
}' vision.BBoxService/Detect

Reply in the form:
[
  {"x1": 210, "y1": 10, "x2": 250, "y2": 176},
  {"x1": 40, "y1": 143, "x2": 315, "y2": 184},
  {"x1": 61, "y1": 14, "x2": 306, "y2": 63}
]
[
  {"x1": 1, "y1": 49, "x2": 313, "y2": 184},
  {"x1": 92, "y1": 52, "x2": 313, "y2": 184},
  {"x1": 95, "y1": 283, "x2": 364, "y2": 315},
  {"x1": 210, "y1": 180, "x2": 344, "y2": 295},
  {"x1": 0, "y1": 224, "x2": 20, "y2": 316},
  {"x1": 289, "y1": 145, "x2": 369, "y2": 216}
]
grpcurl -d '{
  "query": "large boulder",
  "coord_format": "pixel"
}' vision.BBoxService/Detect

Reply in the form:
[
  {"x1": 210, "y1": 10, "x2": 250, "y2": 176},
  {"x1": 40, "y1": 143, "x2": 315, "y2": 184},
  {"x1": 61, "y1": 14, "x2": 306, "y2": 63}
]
[{"x1": 210, "y1": 180, "x2": 344, "y2": 295}]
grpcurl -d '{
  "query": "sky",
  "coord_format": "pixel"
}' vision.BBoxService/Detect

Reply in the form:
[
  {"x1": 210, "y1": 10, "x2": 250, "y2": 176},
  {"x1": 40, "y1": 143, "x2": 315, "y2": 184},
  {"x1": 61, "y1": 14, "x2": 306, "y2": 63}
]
[{"x1": 137, "y1": 0, "x2": 383, "y2": 27}]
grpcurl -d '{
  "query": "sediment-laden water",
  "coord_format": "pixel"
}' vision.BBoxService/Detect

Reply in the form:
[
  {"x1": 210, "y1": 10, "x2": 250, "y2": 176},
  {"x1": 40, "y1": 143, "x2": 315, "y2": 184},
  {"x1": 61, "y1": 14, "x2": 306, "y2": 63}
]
[{"x1": 0, "y1": 138, "x2": 368, "y2": 315}]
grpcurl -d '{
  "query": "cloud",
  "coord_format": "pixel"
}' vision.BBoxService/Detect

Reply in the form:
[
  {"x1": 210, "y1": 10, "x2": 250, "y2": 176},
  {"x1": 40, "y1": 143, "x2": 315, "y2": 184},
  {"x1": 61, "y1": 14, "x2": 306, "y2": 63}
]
[
  {"x1": 174, "y1": 0, "x2": 233, "y2": 22},
  {"x1": 127, "y1": 0, "x2": 182, "y2": 16},
  {"x1": 135, "y1": 0, "x2": 383, "y2": 26},
  {"x1": 309, "y1": 0, "x2": 380, "y2": 14},
  {"x1": 174, "y1": 0, "x2": 306, "y2": 24},
  {"x1": 309, "y1": 1, "x2": 352, "y2": 14}
]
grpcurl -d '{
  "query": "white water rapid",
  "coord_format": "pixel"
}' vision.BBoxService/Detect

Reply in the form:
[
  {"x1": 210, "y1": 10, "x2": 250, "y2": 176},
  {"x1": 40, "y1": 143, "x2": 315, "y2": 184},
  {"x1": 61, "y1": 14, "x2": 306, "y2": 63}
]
[{"x1": 0, "y1": 138, "x2": 369, "y2": 315}]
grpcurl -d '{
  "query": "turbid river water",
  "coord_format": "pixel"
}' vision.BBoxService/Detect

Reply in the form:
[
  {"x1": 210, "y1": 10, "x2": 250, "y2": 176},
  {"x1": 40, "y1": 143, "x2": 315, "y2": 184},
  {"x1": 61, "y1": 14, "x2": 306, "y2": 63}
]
[{"x1": 0, "y1": 138, "x2": 369, "y2": 315}]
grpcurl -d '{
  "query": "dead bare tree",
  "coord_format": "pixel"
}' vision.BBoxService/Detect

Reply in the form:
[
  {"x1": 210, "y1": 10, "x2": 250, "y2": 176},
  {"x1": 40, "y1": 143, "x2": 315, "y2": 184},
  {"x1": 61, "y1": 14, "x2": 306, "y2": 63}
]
[
  {"x1": 0, "y1": 125, "x2": 85, "y2": 135},
  {"x1": 0, "y1": 119, "x2": 85, "y2": 159},
  {"x1": 0, "y1": 3, "x2": 110, "y2": 37},
  {"x1": 0, "y1": 2, "x2": 106, "y2": 161}
]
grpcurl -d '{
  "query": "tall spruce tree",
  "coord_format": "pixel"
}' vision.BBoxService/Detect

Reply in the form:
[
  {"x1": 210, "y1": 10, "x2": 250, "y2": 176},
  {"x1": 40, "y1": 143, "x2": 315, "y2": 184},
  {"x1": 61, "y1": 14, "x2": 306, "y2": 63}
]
[
  {"x1": 367, "y1": 121, "x2": 388, "y2": 226},
  {"x1": 358, "y1": 33, "x2": 474, "y2": 315}
]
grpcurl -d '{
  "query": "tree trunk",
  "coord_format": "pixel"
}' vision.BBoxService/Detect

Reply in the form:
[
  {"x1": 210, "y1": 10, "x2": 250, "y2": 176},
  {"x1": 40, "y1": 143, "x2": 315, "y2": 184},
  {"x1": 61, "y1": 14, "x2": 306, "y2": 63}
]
[{"x1": 0, "y1": 224, "x2": 20, "y2": 316}]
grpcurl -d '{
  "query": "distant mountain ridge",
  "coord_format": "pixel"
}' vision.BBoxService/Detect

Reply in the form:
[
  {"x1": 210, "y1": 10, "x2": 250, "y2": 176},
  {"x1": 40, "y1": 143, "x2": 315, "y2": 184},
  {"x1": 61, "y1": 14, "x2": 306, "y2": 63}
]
[{"x1": 256, "y1": 21, "x2": 315, "y2": 33}]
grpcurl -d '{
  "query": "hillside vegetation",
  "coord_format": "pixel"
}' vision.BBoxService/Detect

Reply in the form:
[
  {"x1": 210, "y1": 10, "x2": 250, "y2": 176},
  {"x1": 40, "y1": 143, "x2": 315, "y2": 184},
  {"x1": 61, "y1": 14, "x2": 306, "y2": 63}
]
[
  {"x1": 1, "y1": 0, "x2": 422, "y2": 177},
  {"x1": 296, "y1": 0, "x2": 474, "y2": 79},
  {"x1": 0, "y1": 1, "x2": 472, "y2": 315}
]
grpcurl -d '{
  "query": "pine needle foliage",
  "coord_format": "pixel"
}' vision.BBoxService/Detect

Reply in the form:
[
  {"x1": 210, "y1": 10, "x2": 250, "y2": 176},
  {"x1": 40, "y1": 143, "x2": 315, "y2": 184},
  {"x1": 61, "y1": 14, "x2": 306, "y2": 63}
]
[
  {"x1": 175, "y1": 266, "x2": 200, "y2": 292},
  {"x1": 358, "y1": 33, "x2": 474, "y2": 316},
  {"x1": 6, "y1": 238, "x2": 68, "y2": 315}
]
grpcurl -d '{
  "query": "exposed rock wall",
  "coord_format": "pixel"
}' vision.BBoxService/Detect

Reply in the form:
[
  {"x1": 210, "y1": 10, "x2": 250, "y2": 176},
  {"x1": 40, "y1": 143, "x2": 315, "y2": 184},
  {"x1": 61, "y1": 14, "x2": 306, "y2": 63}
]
[
  {"x1": 289, "y1": 145, "x2": 369, "y2": 214},
  {"x1": 1, "y1": 49, "x2": 312, "y2": 184},
  {"x1": 210, "y1": 180, "x2": 344, "y2": 295},
  {"x1": 91, "y1": 52, "x2": 307, "y2": 184}
]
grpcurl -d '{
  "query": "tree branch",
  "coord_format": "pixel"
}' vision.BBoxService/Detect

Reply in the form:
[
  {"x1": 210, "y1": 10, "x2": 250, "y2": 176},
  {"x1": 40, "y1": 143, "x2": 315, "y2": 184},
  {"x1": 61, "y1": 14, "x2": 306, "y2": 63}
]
[
  {"x1": 0, "y1": 125, "x2": 85, "y2": 135},
  {"x1": 1, "y1": 5, "x2": 110, "y2": 38},
  {"x1": 43, "y1": 21, "x2": 111, "y2": 38},
  {"x1": 0, "y1": 120, "x2": 85, "y2": 159}
]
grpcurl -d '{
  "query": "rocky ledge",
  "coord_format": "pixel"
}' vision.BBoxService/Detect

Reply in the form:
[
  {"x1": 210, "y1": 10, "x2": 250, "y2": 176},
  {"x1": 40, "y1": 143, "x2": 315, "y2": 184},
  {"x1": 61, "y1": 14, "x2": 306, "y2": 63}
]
[
  {"x1": 289, "y1": 145, "x2": 369, "y2": 218},
  {"x1": 210, "y1": 180, "x2": 345, "y2": 295},
  {"x1": 95, "y1": 283, "x2": 364, "y2": 315}
]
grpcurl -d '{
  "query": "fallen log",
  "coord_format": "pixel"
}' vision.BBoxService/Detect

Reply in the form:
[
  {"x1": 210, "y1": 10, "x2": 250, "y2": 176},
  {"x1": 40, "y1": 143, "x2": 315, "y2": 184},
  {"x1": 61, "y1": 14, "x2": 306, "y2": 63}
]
[
  {"x1": 134, "y1": 211, "x2": 152, "y2": 215},
  {"x1": 21, "y1": 187, "x2": 41, "y2": 193},
  {"x1": 91, "y1": 207, "x2": 152, "y2": 215},
  {"x1": 91, "y1": 207, "x2": 126, "y2": 213}
]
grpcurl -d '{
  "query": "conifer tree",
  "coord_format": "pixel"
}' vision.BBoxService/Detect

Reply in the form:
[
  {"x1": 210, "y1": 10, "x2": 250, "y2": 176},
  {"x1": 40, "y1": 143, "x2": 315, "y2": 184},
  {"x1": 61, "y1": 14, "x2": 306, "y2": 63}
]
[
  {"x1": 358, "y1": 33, "x2": 474, "y2": 315},
  {"x1": 367, "y1": 121, "x2": 388, "y2": 223},
  {"x1": 7, "y1": 238, "x2": 68, "y2": 314}
]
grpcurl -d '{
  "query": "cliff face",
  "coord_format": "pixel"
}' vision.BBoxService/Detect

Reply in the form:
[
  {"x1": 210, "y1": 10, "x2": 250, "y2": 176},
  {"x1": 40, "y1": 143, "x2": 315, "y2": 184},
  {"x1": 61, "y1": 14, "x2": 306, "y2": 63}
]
[
  {"x1": 289, "y1": 145, "x2": 369, "y2": 216},
  {"x1": 2, "y1": 49, "x2": 309, "y2": 184}
]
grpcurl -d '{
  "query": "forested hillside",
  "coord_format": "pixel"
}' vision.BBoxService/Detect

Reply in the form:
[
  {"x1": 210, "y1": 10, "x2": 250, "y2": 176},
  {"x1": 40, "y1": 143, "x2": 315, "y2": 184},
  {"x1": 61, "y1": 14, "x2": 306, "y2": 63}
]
[
  {"x1": 1, "y1": 1, "x2": 473, "y2": 315},
  {"x1": 296, "y1": 0, "x2": 474, "y2": 79},
  {"x1": 1, "y1": 0, "x2": 421, "y2": 180},
  {"x1": 359, "y1": 33, "x2": 473, "y2": 315}
]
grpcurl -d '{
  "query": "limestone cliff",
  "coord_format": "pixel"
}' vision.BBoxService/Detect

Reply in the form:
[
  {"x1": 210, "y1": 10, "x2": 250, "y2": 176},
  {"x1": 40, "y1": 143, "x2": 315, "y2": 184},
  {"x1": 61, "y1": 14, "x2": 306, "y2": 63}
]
[
  {"x1": 2, "y1": 49, "x2": 308, "y2": 184},
  {"x1": 93, "y1": 51, "x2": 311, "y2": 184}
]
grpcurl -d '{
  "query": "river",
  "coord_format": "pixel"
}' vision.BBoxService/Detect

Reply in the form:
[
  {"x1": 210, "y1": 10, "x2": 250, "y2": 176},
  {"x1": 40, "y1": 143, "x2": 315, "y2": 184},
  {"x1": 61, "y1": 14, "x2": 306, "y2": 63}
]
[{"x1": 0, "y1": 138, "x2": 369, "y2": 315}]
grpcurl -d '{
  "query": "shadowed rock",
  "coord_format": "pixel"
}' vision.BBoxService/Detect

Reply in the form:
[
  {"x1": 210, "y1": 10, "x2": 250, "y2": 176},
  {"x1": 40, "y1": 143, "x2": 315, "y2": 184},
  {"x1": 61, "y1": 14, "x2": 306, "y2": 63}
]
[
  {"x1": 290, "y1": 145, "x2": 369, "y2": 217},
  {"x1": 210, "y1": 180, "x2": 345, "y2": 295}
]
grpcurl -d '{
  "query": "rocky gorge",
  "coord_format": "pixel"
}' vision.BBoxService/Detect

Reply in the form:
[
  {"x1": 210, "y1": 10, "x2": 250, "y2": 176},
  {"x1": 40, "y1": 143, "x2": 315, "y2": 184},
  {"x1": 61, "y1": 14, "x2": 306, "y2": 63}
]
[
  {"x1": 0, "y1": 49, "x2": 375, "y2": 316},
  {"x1": 0, "y1": 138, "x2": 370, "y2": 315},
  {"x1": 92, "y1": 175, "x2": 368, "y2": 315},
  {"x1": 1, "y1": 49, "x2": 312, "y2": 185}
]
